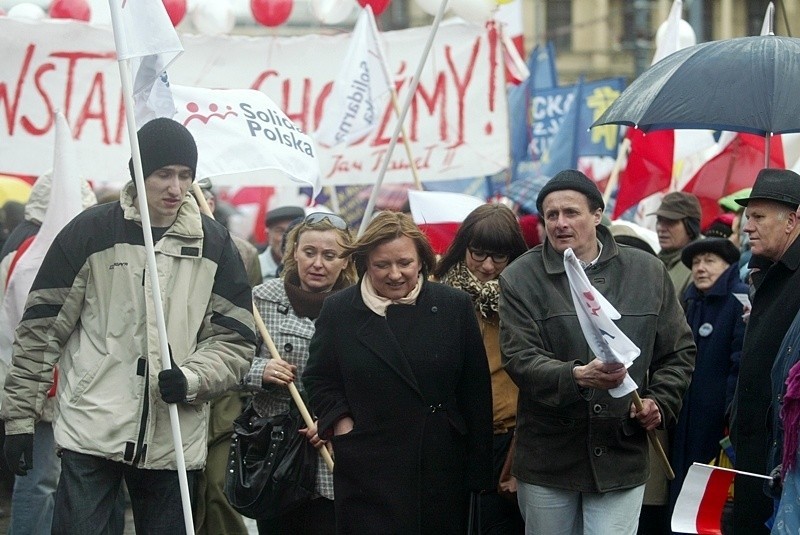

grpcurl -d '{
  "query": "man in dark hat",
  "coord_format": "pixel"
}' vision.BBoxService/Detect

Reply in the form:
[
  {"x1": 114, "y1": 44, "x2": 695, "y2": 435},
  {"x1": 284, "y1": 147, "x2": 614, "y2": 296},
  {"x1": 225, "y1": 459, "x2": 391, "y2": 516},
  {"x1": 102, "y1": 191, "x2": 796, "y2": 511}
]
[
  {"x1": 0, "y1": 118, "x2": 257, "y2": 533},
  {"x1": 499, "y1": 170, "x2": 695, "y2": 534},
  {"x1": 259, "y1": 205, "x2": 305, "y2": 282},
  {"x1": 730, "y1": 168, "x2": 800, "y2": 534},
  {"x1": 651, "y1": 191, "x2": 703, "y2": 305}
]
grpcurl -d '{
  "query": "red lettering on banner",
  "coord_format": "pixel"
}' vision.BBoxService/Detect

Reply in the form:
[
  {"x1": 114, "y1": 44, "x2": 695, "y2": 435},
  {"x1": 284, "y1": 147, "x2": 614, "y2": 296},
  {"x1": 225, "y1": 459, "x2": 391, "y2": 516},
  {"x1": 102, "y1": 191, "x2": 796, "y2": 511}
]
[
  {"x1": 114, "y1": 93, "x2": 125, "y2": 144},
  {"x1": 373, "y1": 63, "x2": 407, "y2": 146},
  {"x1": 0, "y1": 44, "x2": 36, "y2": 136},
  {"x1": 74, "y1": 73, "x2": 110, "y2": 143},
  {"x1": 20, "y1": 62, "x2": 56, "y2": 136},
  {"x1": 50, "y1": 51, "x2": 116, "y2": 126},
  {"x1": 411, "y1": 73, "x2": 446, "y2": 141},
  {"x1": 445, "y1": 37, "x2": 480, "y2": 149}
]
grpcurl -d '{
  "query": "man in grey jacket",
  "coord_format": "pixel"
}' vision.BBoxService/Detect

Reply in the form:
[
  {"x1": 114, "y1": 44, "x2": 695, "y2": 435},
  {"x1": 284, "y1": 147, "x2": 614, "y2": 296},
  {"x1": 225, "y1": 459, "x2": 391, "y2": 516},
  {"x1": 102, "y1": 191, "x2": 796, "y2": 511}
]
[
  {"x1": 499, "y1": 170, "x2": 695, "y2": 534},
  {"x1": 1, "y1": 118, "x2": 256, "y2": 534}
]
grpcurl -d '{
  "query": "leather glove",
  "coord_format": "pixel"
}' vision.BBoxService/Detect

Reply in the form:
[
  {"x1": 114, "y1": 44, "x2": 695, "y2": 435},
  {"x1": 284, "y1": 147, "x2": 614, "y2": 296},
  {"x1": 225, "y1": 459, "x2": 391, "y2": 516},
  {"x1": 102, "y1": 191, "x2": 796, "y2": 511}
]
[
  {"x1": 4, "y1": 433, "x2": 34, "y2": 476},
  {"x1": 158, "y1": 354, "x2": 188, "y2": 404},
  {"x1": 768, "y1": 464, "x2": 783, "y2": 498}
]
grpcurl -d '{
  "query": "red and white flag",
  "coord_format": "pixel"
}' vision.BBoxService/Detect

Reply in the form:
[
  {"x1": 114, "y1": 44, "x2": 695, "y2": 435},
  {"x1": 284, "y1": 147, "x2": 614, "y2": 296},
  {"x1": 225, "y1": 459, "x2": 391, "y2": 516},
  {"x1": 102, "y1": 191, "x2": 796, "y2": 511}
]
[
  {"x1": 314, "y1": 5, "x2": 392, "y2": 147},
  {"x1": 0, "y1": 112, "x2": 88, "y2": 366},
  {"x1": 110, "y1": 0, "x2": 183, "y2": 124},
  {"x1": 408, "y1": 190, "x2": 484, "y2": 254},
  {"x1": 672, "y1": 464, "x2": 738, "y2": 534},
  {"x1": 563, "y1": 248, "x2": 640, "y2": 397},
  {"x1": 171, "y1": 85, "x2": 320, "y2": 196}
]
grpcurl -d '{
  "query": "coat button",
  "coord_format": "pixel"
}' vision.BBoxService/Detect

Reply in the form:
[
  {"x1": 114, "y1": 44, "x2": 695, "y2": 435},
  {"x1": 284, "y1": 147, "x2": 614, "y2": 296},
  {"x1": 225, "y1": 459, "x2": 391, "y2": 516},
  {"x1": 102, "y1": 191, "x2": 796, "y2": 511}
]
[
  {"x1": 593, "y1": 447, "x2": 604, "y2": 457},
  {"x1": 592, "y1": 404, "x2": 603, "y2": 414},
  {"x1": 284, "y1": 343, "x2": 293, "y2": 353},
  {"x1": 431, "y1": 306, "x2": 438, "y2": 313}
]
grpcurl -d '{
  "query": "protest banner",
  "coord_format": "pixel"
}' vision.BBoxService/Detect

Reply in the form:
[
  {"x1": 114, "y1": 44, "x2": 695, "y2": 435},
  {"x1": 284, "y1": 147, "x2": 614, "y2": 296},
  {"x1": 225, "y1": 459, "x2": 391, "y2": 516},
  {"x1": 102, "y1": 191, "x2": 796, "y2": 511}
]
[{"x1": 0, "y1": 17, "x2": 508, "y2": 187}]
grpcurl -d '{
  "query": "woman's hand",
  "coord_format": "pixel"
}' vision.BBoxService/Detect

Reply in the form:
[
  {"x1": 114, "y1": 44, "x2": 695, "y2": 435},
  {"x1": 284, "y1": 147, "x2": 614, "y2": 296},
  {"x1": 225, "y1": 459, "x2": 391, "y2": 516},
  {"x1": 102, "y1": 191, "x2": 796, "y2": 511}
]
[
  {"x1": 333, "y1": 416, "x2": 354, "y2": 436},
  {"x1": 261, "y1": 359, "x2": 297, "y2": 386},
  {"x1": 299, "y1": 421, "x2": 327, "y2": 449}
]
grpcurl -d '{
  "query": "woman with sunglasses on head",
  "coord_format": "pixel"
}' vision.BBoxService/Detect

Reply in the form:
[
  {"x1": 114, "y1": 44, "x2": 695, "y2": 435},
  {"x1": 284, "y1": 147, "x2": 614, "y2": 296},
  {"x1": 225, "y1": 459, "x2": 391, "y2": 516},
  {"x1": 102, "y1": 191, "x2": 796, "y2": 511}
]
[
  {"x1": 242, "y1": 212, "x2": 357, "y2": 535},
  {"x1": 303, "y1": 211, "x2": 494, "y2": 534},
  {"x1": 433, "y1": 203, "x2": 529, "y2": 534}
]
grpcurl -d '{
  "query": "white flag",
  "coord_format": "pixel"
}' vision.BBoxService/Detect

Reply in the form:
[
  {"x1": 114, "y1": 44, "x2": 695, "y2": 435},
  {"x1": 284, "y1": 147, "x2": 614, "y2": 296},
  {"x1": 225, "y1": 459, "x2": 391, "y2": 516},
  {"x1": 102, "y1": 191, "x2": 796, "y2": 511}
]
[
  {"x1": 0, "y1": 112, "x2": 89, "y2": 366},
  {"x1": 563, "y1": 248, "x2": 640, "y2": 398},
  {"x1": 111, "y1": 0, "x2": 183, "y2": 124},
  {"x1": 171, "y1": 85, "x2": 321, "y2": 196},
  {"x1": 314, "y1": 5, "x2": 392, "y2": 147}
]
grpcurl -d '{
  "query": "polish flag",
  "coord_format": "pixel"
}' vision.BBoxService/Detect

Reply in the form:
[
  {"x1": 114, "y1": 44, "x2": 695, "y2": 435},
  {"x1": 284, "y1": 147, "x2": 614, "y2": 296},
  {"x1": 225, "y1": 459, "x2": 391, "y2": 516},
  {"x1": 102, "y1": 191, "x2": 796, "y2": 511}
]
[
  {"x1": 408, "y1": 190, "x2": 485, "y2": 254},
  {"x1": 671, "y1": 463, "x2": 770, "y2": 534}
]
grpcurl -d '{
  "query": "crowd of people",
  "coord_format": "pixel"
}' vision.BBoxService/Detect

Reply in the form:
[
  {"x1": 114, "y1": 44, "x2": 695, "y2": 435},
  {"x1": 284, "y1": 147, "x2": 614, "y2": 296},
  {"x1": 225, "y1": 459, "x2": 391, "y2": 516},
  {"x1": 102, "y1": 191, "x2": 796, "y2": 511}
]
[{"x1": 0, "y1": 118, "x2": 798, "y2": 535}]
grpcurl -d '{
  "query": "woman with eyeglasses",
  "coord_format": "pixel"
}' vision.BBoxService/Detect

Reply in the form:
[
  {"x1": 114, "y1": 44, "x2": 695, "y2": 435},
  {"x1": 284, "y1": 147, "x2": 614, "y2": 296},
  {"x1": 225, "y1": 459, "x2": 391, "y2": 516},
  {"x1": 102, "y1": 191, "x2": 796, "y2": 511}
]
[
  {"x1": 302, "y1": 211, "x2": 494, "y2": 533},
  {"x1": 433, "y1": 203, "x2": 529, "y2": 534},
  {"x1": 242, "y1": 212, "x2": 356, "y2": 534}
]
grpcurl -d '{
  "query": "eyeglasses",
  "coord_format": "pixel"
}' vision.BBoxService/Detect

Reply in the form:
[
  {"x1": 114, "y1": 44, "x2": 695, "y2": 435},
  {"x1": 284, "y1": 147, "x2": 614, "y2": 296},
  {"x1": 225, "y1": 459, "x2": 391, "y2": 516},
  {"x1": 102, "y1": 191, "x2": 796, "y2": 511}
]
[
  {"x1": 468, "y1": 248, "x2": 509, "y2": 264},
  {"x1": 303, "y1": 212, "x2": 348, "y2": 230}
]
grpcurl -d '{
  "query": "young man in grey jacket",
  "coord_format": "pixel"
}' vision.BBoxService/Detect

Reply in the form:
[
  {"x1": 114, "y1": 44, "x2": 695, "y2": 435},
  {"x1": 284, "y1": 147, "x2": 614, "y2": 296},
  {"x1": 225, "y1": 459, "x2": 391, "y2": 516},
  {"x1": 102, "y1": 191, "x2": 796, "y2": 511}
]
[{"x1": 1, "y1": 118, "x2": 256, "y2": 534}]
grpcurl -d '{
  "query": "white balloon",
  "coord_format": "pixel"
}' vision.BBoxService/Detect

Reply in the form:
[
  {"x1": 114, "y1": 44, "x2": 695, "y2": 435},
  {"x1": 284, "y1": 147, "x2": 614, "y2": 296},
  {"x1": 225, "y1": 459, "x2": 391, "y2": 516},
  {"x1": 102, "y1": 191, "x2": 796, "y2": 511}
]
[
  {"x1": 451, "y1": 0, "x2": 496, "y2": 25},
  {"x1": 192, "y1": 0, "x2": 235, "y2": 36},
  {"x1": 7, "y1": 2, "x2": 47, "y2": 20},
  {"x1": 415, "y1": 0, "x2": 449, "y2": 17},
  {"x1": 310, "y1": 0, "x2": 355, "y2": 24},
  {"x1": 655, "y1": 18, "x2": 697, "y2": 51}
]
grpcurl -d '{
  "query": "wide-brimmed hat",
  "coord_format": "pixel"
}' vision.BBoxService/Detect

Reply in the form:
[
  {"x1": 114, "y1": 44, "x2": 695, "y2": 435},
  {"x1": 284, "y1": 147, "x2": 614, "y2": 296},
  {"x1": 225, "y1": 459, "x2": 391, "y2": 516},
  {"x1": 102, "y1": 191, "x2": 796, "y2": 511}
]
[
  {"x1": 681, "y1": 237, "x2": 740, "y2": 268},
  {"x1": 649, "y1": 191, "x2": 701, "y2": 221},
  {"x1": 735, "y1": 168, "x2": 800, "y2": 208}
]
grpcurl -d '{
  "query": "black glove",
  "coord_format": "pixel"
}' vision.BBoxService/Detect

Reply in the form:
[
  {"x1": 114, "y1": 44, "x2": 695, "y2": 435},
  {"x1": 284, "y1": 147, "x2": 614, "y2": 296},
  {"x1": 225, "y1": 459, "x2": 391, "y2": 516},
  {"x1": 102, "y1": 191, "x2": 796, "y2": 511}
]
[
  {"x1": 4, "y1": 433, "x2": 34, "y2": 476},
  {"x1": 768, "y1": 464, "x2": 783, "y2": 498},
  {"x1": 158, "y1": 354, "x2": 188, "y2": 404}
]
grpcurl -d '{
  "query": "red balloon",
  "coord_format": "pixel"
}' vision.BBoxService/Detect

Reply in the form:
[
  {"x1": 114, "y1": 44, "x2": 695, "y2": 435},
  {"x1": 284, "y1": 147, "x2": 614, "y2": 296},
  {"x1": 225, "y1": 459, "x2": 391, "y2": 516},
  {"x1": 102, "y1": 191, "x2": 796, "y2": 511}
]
[
  {"x1": 357, "y1": 0, "x2": 392, "y2": 16},
  {"x1": 251, "y1": 0, "x2": 293, "y2": 27},
  {"x1": 49, "y1": 0, "x2": 90, "y2": 21},
  {"x1": 162, "y1": 0, "x2": 187, "y2": 27}
]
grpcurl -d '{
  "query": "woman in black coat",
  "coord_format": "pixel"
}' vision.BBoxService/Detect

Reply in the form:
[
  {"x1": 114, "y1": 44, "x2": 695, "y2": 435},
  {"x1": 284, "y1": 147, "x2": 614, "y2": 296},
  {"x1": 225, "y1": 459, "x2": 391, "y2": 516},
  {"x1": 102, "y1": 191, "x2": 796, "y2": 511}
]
[
  {"x1": 669, "y1": 238, "x2": 747, "y2": 519},
  {"x1": 302, "y1": 211, "x2": 493, "y2": 534}
]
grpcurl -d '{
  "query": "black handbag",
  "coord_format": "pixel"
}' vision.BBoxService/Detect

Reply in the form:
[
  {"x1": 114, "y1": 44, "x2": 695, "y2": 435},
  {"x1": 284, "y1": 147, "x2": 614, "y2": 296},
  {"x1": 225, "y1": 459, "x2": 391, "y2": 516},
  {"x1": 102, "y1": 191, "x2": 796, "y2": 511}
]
[{"x1": 224, "y1": 401, "x2": 318, "y2": 519}]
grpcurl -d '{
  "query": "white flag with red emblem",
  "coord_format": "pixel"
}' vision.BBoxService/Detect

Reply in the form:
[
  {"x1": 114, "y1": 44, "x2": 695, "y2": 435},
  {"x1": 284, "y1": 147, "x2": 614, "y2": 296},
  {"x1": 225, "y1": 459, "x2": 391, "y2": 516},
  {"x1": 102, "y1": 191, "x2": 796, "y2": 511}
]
[
  {"x1": 170, "y1": 85, "x2": 320, "y2": 196},
  {"x1": 563, "y1": 248, "x2": 640, "y2": 397}
]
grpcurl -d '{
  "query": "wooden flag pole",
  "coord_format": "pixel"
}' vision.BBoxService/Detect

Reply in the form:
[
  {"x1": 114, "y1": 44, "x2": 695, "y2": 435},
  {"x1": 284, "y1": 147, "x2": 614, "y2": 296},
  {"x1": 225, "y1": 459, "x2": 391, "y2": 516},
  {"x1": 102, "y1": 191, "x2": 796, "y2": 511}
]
[
  {"x1": 632, "y1": 390, "x2": 675, "y2": 480},
  {"x1": 253, "y1": 308, "x2": 335, "y2": 471}
]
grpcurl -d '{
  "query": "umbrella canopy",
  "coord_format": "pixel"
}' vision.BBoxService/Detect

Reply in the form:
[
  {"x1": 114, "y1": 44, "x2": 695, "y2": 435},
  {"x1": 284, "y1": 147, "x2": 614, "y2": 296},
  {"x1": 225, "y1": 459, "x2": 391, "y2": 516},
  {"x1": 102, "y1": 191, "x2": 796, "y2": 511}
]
[
  {"x1": 503, "y1": 174, "x2": 551, "y2": 214},
  {"x1": 593, "y1": 35, "x2": 800, "y2": 136}
]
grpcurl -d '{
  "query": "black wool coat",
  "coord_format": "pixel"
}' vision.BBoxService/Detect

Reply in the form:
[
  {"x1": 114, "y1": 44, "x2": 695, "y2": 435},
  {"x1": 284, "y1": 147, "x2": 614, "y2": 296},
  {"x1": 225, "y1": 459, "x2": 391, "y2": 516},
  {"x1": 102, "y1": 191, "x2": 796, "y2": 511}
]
[
  {"x1": 731, "y1": 236, "x2": 800, "y2": 534},
  {"x1": 303, "y1": 280, "x2": 493, "y2": 534}
]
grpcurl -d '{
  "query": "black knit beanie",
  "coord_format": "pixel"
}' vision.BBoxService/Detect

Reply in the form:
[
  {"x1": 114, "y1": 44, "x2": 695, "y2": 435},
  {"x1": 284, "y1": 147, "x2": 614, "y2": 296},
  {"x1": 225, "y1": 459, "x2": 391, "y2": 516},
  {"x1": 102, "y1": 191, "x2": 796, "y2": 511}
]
[
  {"x1": 128, "y1": 118, "x2": 198, "y2": 181},
  {"x1": 536, "y1": 169, "x2": 605, "y2": 215}
]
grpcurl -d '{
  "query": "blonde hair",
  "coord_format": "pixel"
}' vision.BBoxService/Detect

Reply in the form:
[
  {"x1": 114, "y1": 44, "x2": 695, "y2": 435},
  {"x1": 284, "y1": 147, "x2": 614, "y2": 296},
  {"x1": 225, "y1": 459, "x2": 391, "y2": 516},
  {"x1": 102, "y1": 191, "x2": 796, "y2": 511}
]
[{"x1": 281, "y1": 217, "x2": 357, "y2": 286}]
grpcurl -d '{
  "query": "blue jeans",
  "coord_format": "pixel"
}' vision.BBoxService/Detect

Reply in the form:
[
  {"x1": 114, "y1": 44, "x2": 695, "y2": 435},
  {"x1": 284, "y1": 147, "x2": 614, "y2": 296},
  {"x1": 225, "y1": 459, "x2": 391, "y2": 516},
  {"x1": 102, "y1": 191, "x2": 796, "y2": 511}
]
[
  {"x1": 9, "y1": 421, "x2": 60, "y2": 535},
  {"x1": 52, "y1": 450, "x2": 198, "y2": 535},
  {"x1": 517, "y1": 481, "x2": 646, "y2": 535}
]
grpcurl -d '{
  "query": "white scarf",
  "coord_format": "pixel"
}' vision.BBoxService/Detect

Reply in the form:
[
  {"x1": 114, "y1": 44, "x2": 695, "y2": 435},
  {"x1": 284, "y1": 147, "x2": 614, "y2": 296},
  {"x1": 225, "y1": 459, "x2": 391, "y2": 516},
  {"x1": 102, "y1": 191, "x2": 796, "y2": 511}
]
[{"x1": 361, "y1": 273, "x2": 423, "y2": 317}]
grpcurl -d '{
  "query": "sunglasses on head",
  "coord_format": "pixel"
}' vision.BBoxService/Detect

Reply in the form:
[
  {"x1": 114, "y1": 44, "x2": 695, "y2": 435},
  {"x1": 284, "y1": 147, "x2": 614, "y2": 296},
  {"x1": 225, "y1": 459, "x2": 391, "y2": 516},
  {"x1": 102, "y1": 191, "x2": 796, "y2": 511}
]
[{"x1": 304, "y1": 212, "x2": 348, "y2": 230}]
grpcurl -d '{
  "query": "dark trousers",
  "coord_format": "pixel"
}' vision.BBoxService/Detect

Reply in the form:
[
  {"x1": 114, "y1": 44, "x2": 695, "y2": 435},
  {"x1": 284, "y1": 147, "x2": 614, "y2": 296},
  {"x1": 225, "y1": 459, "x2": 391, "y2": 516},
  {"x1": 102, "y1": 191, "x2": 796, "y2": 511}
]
[
  {"x1": 52, "y1": 449, "x2": 198, "y2": 535},
  {"x1": 482, "y1": 431, "x2": 524, "y2": 535},
  {"x1": 256, "y1": 496, "x2": 335, "y2": 535}
]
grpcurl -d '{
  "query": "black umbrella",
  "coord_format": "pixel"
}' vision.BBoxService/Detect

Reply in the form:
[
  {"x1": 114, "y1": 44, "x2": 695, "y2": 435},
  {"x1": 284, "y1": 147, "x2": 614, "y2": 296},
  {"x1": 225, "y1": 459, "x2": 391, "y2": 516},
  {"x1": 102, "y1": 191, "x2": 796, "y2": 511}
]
[{"x1": 592, "y1": 35, "x2": 800, "y2": 137}]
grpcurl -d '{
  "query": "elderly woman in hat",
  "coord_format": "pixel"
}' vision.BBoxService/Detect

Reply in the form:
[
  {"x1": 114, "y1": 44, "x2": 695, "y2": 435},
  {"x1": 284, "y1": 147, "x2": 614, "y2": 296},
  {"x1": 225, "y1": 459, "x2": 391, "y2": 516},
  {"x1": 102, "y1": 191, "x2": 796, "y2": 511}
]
[{"x1": 668, "y1": 238, "x2": 747, "y2": 517}]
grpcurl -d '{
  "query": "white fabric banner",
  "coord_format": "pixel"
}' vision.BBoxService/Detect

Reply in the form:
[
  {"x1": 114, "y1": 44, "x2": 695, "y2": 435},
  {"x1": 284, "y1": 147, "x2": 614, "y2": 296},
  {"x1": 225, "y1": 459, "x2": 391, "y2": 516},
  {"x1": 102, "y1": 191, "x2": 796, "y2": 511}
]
[
  {"x1": 314, "y1": 6, "x2": 392, "y2": 147},
  {"x1": 171, "y1": 85, "x2": 320, "y2": 193},
  {"x1": 0, "y1": 17, "x2": 508, "y2": 187},
  {"x1": 563, "y1": 248, "x2": 640, "y2": 398}
]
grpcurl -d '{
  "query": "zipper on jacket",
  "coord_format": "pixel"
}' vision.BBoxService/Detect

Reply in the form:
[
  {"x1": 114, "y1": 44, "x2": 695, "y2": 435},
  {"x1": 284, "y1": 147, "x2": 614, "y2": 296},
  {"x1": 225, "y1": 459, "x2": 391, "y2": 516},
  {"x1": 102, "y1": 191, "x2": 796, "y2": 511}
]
[{"x1": 132, "y1": 358, "x2": 150, "y2": 465}]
